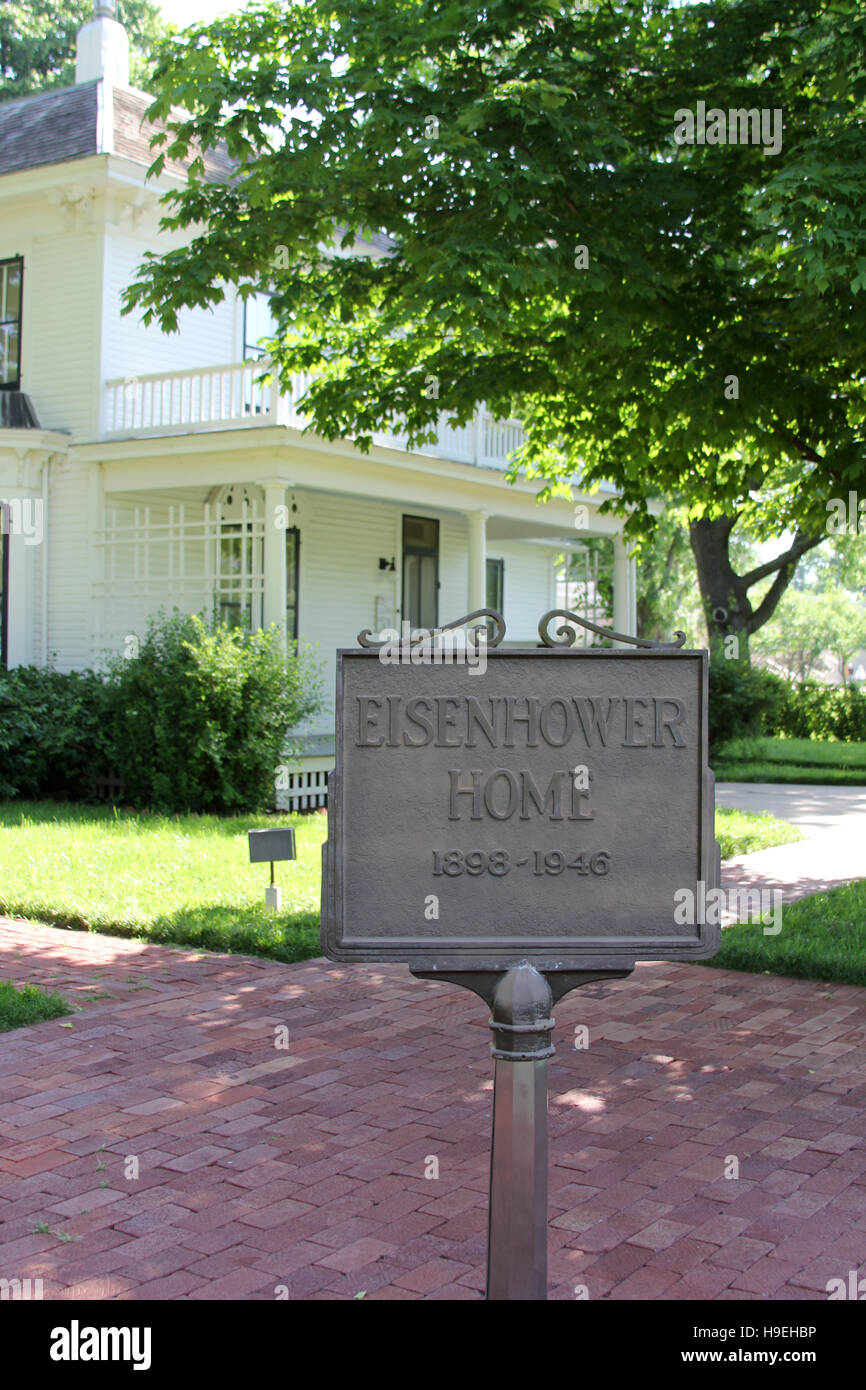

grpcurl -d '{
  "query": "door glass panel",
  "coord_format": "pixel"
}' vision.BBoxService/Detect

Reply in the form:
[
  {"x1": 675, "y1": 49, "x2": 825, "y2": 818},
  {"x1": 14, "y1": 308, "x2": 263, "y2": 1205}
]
[
  {"x1": 402, "y1": 515, "x2": 439, "y2": 631},
  {"x1": 417, "y1": 554, "x2": 437, "y2": 630}
]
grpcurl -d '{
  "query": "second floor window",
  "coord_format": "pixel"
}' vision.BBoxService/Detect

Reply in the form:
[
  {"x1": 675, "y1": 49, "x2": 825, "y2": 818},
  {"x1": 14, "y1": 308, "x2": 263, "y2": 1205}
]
[
  {"x1": 0, "y1": 259, "x2": 22, "y2": 390},
  {"x1": 243, "y1": 293, "x2": 277, "y2": 360}
]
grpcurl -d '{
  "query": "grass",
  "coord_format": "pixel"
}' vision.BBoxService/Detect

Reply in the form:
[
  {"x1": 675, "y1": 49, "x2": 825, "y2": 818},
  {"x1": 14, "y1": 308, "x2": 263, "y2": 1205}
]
[
  {"x1": 0, "y1": 801, "x2": 323, "y2": 963},
  {"x1": 714, "y1": 806, "x2": 804, "y2": 858},
  {"x1": 0, "y1": 978, "x2": 73, "y2": 1032},
  {"x1": 713, "y1": 735, "x2": 866, "y2": 785},
  {"x1": 701, "y1": 879, "x2": 866, "y2": 988},
  {"x1": 0, "y1": 798, "x2": 803, "y2": 965}
]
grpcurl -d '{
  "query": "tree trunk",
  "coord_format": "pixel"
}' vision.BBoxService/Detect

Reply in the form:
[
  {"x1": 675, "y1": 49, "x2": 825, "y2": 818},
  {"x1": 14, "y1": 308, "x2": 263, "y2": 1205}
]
[
  {"x1": 688, "y1": 517, "x2": 751, "y2": 662},
  {"x1": 688, "y1": 516, "x2": 826, "y2": 664}
]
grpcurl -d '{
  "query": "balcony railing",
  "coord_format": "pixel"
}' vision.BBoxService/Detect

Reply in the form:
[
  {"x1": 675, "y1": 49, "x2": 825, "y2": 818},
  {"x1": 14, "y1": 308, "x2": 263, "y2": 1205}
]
[{"x1": 103, "y1": 360, "x2": 525, "y2": 469}]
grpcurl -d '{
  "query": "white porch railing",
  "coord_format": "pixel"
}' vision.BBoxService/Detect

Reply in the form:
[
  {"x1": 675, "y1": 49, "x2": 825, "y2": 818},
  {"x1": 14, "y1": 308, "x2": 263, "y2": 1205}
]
[
  {"x1": 104, "y1": 362, "x2": 289, "y2": 434},
  {"x1": 103, "y1": 361, "x2": 525, "y2": 468}
]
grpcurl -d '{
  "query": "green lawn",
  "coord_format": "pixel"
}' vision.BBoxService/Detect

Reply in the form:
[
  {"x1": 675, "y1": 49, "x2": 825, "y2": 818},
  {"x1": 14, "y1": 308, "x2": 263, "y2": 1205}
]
[
  {"x1": 0, "y1": 978, "x2": 73, "y2": 1032},
  {"x1": 714, "y1": 806, "x2": 804, "y2": 858},
  {"x1": 0, "y1": 801, "x2": 323, "y2": 963},
  {"x1": 0, "y1": 799, "x2": 803, "y2": 964},
  {"x1": 714, "y1": 736, "x2": 866, "y2": 785},
  {"x1": 701, "y1": 879, "x2": 866, "y2": 988}
]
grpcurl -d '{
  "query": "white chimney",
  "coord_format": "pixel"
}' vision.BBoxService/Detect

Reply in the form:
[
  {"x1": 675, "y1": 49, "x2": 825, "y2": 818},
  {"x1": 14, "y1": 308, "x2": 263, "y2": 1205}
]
[{"x1": 75, "y1": 1, "x2": 130, "y2": 87}]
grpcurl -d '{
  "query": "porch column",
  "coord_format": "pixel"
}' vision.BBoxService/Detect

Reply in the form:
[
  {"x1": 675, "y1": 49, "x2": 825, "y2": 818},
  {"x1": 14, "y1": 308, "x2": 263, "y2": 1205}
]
[
  {"x1": 262, "y1": 480, "x2": 288, "y2": 639},
  {"x1": 612, "y1": 535, "x2": 638, "y2": 647},
  {"x1": 465, "y1": 509, "x2": 488, "y2": 612}
]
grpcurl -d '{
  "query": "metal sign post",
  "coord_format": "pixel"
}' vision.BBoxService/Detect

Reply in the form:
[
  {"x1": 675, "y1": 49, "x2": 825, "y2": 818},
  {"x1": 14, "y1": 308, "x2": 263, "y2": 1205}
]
[
  {"x1": 414, "y1": 962, "x2": 631, "y2": 1299},
  {"x1": 487, "y1": 965, "x2": 552, "y2": 1301},
  {"x1": 248, "y1": 827, "x2": 296, "y2": 911},
  {"x1": 321, "y1": 608, "x2": 720, "y2": 1299}
]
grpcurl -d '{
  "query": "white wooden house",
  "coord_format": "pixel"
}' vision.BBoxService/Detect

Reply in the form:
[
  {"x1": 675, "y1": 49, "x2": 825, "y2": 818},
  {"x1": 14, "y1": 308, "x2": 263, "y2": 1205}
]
[{"x1": 0, "y1": 4, "x2": 638, "y2": 806}]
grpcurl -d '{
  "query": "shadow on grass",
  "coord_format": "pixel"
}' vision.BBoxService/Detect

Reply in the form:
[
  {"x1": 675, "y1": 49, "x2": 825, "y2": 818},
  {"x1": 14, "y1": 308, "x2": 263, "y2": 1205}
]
[
  {"x1": 4, "y1": 900, "x2": 322, "y2": 966},
  {"x1": 0, "y1": 799, "x2": 327, "y2": 839}
]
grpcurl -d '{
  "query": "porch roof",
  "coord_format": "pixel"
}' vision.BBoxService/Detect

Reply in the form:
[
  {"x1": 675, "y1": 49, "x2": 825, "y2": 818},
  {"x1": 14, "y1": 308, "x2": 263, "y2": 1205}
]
[{"x1": 89, "y1": 440, "x2": 624, "y2": 542}]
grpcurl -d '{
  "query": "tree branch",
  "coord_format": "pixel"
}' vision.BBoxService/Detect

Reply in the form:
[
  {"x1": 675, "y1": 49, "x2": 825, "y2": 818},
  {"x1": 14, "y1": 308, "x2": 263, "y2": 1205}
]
[
  {"x1": 741, "y1": 529, "x2": 825, "y2": 589},
  {"x1": 771, "y1": 427, "x2": 824, "y2": 467},
  {"x1": 746, "y1": 565, "x2": 796, "y2": 635},
  {"x1": 745, "y1": 532, "x2": 826, "y2": 635}
]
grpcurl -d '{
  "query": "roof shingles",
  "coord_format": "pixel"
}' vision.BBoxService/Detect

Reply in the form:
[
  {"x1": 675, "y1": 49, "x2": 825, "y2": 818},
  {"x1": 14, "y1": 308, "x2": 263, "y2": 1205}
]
[
  {"x1": 0, "y1": 82, "x2": 99, "y2": 177},
  {"x1": 0, "y1": 81, "x2": 233, "y2": 182}
]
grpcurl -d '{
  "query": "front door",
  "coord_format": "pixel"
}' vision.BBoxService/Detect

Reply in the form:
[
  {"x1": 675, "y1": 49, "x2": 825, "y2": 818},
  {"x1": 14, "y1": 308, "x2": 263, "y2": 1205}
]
[{"x1": 402, "y1": 515, "x2": 439, "y2": 631}]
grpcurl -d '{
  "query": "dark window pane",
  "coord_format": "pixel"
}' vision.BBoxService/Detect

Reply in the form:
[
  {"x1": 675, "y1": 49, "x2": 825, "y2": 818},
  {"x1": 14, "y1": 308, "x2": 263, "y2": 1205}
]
[
  {"x1": 3, "y1": 265, "x2": 20, "y2": 318},
  {"x1": 217, "y1": 516, "x2": 262, "y2": 629},
  {"x1": 0, "y1": 324, "x2": 18, "y2": 385},
  {"x1": 402, "y1": 515, "x2": 438, "y2": 554},
  {"x1": 0, "y1": 260, "x2": 22, "y2": 389},
  {"x1": 285, "y1": 527, "x2": 299, "y2": 642},
  {"x1": 486, "y1": 557, "x2": 504, "y2": 612},
  {"x1": 243, "y1": 293, "x2": 276, "y2": 358}
]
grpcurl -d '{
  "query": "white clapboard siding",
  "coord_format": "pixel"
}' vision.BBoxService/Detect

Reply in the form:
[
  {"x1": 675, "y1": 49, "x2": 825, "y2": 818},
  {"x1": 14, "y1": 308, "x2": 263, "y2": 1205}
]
[
  {"x1": 45, "y1": 461, "x2": 95, "y2": 670},
  {"x1": 437, "y1": 512, "x2": 469, "y2": 623},
  {"x1": 492, "y1": 542, "x2": 559, "y2": 643},
  {"x1": 297, "y1": 491, "x2": 400, "y2": 720},
  {"x1": 25, "y1": 230, "x2": 102, "y2": 439},
  {"x1": 104, "y1": 231, "x2": 238, "y2": 387}
]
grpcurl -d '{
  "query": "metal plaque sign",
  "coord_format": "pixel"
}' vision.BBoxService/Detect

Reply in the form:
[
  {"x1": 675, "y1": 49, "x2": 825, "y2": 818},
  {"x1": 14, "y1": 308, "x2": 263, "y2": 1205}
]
[
  {"x1": 322, "y1": 637, "x2": 720, "y2": 974},
  {"x1": 248, "y1": 827, "x2": 297, "y2": 863}
]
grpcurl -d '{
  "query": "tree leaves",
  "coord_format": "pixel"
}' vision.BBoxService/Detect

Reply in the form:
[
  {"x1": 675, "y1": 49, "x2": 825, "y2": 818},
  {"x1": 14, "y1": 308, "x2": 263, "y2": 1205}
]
[{"x1": 122, "y1": 0, "x2": 866, "y2": 557}]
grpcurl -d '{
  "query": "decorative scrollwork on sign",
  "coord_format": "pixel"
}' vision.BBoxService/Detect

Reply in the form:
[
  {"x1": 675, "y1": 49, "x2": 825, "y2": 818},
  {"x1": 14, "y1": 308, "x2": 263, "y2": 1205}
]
[
  {"x1": 538, "y1": 609, "x2": 687, "y2": 650},
  {"x1": 357, "y1": 609, "x2": 507, "y2": 650}
]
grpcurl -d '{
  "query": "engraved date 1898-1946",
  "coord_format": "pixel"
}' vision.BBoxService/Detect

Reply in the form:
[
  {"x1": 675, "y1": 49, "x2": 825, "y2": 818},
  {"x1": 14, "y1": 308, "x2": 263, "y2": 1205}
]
[{"x1": 431, "y1": 850, "x2": 612, "y2": 877}]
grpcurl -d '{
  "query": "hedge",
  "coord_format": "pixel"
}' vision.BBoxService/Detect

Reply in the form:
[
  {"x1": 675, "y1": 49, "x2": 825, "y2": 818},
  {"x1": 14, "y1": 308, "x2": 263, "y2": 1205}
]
[
  {"x1": 708, "y1": 658, "x2": 866, "y2": 749},
  {"x1": 0, "y1": 610, "x2": 323, "y2": 813}
]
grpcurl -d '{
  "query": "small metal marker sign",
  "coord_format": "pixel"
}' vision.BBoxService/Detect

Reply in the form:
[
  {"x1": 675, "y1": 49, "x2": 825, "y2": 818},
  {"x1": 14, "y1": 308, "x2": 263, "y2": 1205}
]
[
  {"x1": 249, "y1": 827, "x2": 296, "y2": 911},
  {"x1": 321, "y1": 608, "x2": 720, "y2": 1299}
]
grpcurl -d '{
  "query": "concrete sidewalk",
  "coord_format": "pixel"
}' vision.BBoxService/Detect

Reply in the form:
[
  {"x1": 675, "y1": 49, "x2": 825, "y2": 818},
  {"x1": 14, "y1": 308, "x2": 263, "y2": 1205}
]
[
  {"x1": 2, "y1": 916, "x2": 866, "y2": 1301},
  {"x1": 717, "y1": 782, "x2": 865, "y2": 903}
]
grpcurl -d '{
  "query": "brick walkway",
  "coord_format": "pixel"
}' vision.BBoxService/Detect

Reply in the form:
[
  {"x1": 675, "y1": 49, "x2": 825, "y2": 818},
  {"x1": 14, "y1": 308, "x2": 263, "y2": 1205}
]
[{"x1": 2, "y1": 917, "x2": 866, "y2": 1300}]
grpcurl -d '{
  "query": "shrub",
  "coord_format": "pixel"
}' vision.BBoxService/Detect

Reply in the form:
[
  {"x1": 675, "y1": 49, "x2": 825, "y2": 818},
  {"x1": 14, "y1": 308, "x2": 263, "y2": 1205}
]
[
  {"x1": 767, "y1": 682, "x2": 866, "y2": 742},
  {"x1": 0, "y1": 666, "x2": 111, "y2": 799},
  {"x1": 103, "y1": 610, "x2": 324, "y2": 813},
  {"x1": 0, "y1": 612, "x2": 324, "y2": 812},
  {"x1": 707, "y1": 658, "x2": 790, "y2": 752}
]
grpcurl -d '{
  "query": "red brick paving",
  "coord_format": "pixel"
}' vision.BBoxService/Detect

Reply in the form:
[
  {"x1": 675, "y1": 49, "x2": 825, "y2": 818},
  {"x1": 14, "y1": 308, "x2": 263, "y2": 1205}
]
[{"x1": 2, "y1": 917, "x2": 866, "y2": 1299}]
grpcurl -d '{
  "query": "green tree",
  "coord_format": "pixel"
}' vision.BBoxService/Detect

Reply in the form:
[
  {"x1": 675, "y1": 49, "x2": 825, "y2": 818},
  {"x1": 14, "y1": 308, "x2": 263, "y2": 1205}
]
[
  {"x1": 752, "y1": 588, "x2": 866, "y2": 684},
  {"x1": 124, "y1": 0, "x2": 866, "y2": 657},
  {"x1": 0, "y1": 0, "x2": 167, "y2": 99},
  {"x1": 792, "y1": 529, "x2": 866, "y2": 598},
  {"x1": 634, "y1": 512, "x2": 706, "y2": 646},
  {"x1": 823, "y1": 592, "x2": 866, "y2": 685},
  {"x1": 752, "y1": 590, "x2": 835, "y2": 683}
]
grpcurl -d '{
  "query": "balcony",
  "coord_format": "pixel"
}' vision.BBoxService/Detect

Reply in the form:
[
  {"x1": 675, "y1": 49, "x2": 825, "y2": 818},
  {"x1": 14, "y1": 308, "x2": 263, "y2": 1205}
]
[{"x1": 103, "y1": 360, "x2": 526, "y2": 469}]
